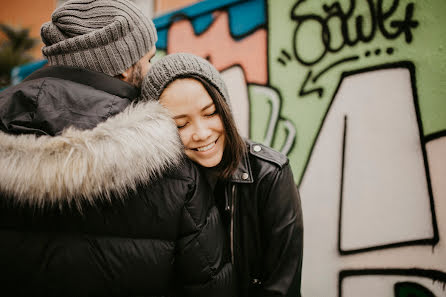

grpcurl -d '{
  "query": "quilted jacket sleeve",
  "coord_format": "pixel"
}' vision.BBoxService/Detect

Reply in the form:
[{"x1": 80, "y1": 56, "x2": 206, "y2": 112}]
[
  {"x1": 175, "y1": 164, "x2": 235, "y2": 297},
  {"x1": 259, "y1": 164, "x2": 304, "y2": 297}
]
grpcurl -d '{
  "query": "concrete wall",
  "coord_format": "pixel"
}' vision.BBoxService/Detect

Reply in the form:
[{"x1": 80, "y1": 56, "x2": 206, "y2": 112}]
[{"x1": 153, "y1": 0, "x2": 446, "y2": 296}]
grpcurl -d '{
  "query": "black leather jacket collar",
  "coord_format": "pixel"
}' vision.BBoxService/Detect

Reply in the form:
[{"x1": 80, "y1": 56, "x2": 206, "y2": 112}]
[
  {"x1": 229, "y1": 145, "x2": 254, "y2": 184},
  {"x1": 229, "y1": 140, "x2": 289, "y2": 184}
]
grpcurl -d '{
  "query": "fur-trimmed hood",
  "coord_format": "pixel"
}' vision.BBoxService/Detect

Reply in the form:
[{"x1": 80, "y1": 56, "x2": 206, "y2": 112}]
[{"x1": 0, "y1": 100, "x2": 183, "y2": 208}]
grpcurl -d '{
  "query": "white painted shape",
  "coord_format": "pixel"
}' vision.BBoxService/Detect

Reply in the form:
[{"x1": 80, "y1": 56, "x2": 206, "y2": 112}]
[
  {"x1": 339, "y1": 68, "x2": 433, "y2": 250},
  {"x1": 221, "y1": 65, "x2": 250, "y2": 138},
  {"x1": 299, "y1": 67, "x2": 437, "y2": 297},
  {"x1": 250, "y1": 85, "x2": 280, "y2": 146},
  {"x1": 299, "y1": 88, "x2": 345, "y2": 297},
  {"x1": 426, "y1": 136, "x2": 446, "y2": 256},
  {"x1": 280, "y1": 119, "x2": 296, "y2": 155}
]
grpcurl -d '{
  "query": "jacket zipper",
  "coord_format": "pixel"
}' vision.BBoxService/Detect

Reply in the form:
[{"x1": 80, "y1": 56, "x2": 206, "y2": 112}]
[{"x1": 230, "y1": 184, "x2": 236, "y2": 264}]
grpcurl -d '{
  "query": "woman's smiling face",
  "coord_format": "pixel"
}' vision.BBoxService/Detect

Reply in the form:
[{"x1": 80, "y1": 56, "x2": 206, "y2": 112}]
[{"x1": 159, "y1": 78, "x2": 226, "y2": 168}]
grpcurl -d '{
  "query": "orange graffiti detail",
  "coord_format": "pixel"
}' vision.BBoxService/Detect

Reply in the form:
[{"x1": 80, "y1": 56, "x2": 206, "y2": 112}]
[{"x1": 167, "y1": 11, "x2": 267, "y2": 85}]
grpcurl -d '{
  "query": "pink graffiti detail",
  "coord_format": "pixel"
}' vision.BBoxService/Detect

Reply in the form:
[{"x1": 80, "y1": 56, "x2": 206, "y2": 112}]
[{"x1": 167, "y1": 10, "x2": 267, "y2": 85}]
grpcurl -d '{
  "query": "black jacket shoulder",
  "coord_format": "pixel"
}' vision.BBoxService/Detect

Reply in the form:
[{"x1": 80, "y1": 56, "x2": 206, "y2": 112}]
[
  {"x1": 0, "y1": 66, "x2": 137, "y2": 135},
  {"x1": 246, "y1": 140, "x2": 289, "y2": 169}
]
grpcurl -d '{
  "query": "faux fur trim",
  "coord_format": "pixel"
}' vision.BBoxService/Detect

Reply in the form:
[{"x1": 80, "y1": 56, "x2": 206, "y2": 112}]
[{"x1": 0, "y1": 101, "x2": 183, "y2": 208}]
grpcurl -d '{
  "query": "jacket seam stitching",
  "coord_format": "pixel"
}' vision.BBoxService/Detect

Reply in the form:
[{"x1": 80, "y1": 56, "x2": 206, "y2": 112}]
[
  {"x1": 35, "y1": 79, "x2": 46, "y2": 106},
  {"x1": 106, "y1": 95, "x2": 118, "y2": 118},
  {"x1": 182, "y1": 204, "x2": 215, "y2": 277}
]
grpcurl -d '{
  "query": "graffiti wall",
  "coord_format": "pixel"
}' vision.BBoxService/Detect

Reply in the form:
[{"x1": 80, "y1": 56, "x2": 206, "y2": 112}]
[{"x1": 153, "y1": 0, "x2": 446, "y2": 296}]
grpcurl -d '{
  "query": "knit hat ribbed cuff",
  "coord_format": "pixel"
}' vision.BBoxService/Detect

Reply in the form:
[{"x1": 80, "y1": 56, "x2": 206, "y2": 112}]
[{"x1": 141, "y1": 53, "x2": 229, "y2": 104}]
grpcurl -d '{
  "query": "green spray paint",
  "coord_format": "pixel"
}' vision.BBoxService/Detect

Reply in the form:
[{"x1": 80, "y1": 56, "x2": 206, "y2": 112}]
[{"x1": 267, "y1": 0, "x2": 446, "y2": 183}]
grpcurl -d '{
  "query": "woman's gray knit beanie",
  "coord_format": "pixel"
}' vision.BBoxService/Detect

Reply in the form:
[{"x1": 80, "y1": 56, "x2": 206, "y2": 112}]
[
  {"x1": 141, "y1": 53, "x2": 230, "y2": 104},
  {"x1": 41, "y1": 0, "x2": 157, "y2": 76}
]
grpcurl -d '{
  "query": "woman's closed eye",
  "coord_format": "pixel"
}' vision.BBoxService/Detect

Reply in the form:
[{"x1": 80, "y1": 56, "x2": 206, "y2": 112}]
[
  {"x1": 176, "y1": 121, "x2": 188, "y2": 129},
  {"x1": 205, "y1": 110, "x2": 217, "y2": 117},
  {"x1": 175, "y1": 109, "x2": 217, "y2": 129}
]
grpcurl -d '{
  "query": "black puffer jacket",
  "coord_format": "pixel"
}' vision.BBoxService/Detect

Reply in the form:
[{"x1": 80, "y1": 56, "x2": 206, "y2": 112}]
[{"x1": 0, "y1": 66, "x2": 233, "y2": 296}]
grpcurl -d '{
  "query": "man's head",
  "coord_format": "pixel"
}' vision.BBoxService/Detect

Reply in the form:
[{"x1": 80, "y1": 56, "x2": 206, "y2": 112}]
[
  {"x1": 41, "y1": 0, "x2": 157, "y2": 89},
  {"x1": 117, "y1": 45, "x2": 156, "y2": 89}
]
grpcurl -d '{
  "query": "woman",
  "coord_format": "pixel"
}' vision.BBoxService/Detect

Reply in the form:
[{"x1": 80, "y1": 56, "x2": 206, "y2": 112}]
[{"x1": 142, "y1": 53, "x2": 303, "y2": 297}]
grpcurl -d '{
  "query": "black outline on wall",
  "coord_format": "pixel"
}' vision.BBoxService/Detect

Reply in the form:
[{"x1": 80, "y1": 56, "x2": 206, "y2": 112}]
[
  {"x1": 425, "y1": 129, "x2": 446, "y2": 143},
  {"x1": 339, "y1": 268, "x2": 446, "y2": 297},
  {"x1": 334, "y1": 61, "x2": 439, "y2": 255}
]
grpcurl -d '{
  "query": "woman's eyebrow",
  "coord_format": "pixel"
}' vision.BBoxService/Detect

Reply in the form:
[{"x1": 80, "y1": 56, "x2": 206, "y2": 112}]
[
  {"x1": 172, "y1": 103, "x2": 214, "y2": 119},
  {"x1": 173, "y1": 114, "x2": 186, "y2": 120},
  {"x1": 201, "y1": 103, "x2": 214, "y2": 111}
]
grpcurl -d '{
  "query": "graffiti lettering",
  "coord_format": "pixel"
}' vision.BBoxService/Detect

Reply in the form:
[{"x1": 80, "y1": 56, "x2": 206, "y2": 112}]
[{"x1": 291, "y1": 0, "x2": 419, "y2": 66}]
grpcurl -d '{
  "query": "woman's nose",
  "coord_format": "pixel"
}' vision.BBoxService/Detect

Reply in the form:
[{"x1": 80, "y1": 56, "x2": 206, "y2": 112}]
[{"x1": 192, "y1": 121, "x2": 211, "y2": 141}]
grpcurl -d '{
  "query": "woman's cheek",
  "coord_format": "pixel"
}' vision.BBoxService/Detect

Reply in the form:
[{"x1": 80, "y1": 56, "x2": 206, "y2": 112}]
[
  {"x1": 213, "y1": 115, "x2": 224, "y2": 131},
  {"x1": 178, "y1": 129, "x2": 189, "y2": 148}
]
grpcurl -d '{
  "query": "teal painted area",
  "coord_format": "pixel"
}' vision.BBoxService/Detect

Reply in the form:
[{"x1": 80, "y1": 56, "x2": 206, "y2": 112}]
[
  {"x1": 192, "y1": 14, "x2": 215, "y2": 35},
  {"x1": 154, "y1": 0, "x2": 242, "y2": 29},
  {"x1": 11, "y1": 59, "x2": 47, "y2": 85},
  {"x1": 228, "y1": 1, "x2": 266, "y2": 38},
  {"x1": 154, "y1": 0, "x2": 266, "y2": 49}
]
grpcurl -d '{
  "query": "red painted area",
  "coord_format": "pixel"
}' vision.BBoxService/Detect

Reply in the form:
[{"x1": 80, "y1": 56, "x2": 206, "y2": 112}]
[{"x1": 167, "y1": 10, "x2": 267, "y2": 85}]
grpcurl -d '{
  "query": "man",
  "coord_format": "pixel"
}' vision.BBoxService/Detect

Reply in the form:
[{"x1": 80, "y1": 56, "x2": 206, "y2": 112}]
[{"x1": 0, "y1": 0, "x2": 233, "y2": 296}]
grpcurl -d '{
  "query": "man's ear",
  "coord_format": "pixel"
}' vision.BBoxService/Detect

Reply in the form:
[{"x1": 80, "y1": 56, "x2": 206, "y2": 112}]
[{"x1": 118, "y1": 67, "x2": 132, "y2": 82}]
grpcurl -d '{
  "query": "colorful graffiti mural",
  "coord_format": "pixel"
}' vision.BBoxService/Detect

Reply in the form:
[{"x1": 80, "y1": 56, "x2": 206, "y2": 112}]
[{"x1": 154, "y1": 0, "x2": 446, "y2": 296}]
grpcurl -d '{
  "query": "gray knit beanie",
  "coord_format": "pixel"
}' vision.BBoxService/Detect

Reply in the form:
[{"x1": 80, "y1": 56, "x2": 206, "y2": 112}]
[
  {"x1": 141, "y1": 53, "x2": 230, "y2": 104},
  {"x1": 41, "y1": 0, "x2": 157, "y2": 76}
]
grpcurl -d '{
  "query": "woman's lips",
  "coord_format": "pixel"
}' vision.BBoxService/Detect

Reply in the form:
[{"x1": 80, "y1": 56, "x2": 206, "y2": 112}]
[{"x1": 190, "y1": 138, "x2": 219, "y2": 152}]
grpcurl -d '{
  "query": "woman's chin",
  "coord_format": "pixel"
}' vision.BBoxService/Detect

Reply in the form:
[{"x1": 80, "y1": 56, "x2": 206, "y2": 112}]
[
  {"x1": 195, "y1": 157, "x2": 222, "y2": 168},
  {"x1": 187, "y1": 152, "x2": 223, "y2": 168}
]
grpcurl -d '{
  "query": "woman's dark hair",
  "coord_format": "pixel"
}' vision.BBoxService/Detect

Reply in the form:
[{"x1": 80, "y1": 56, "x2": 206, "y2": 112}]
[{"x1": 188, "y1": 75, "x2": 246, "y2": 180}]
